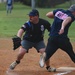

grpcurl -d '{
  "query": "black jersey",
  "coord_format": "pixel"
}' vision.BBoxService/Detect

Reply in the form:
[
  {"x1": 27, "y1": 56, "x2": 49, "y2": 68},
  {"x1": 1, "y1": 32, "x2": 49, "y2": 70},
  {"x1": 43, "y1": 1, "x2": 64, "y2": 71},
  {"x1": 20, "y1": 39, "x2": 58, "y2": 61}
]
[
  {"x1": 21, "y1": 18, "x2": 51, "y2": 43},
  {"x1": 50, "y1": 9, "x2": 75, "y2": 37}
]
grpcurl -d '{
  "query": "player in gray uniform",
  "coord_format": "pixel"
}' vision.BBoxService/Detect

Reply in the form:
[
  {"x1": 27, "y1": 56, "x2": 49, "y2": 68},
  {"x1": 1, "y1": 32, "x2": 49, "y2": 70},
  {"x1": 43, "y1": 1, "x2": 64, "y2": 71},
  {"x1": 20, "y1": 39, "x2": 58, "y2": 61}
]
[{"x1": 6, "y1": 0, "x2": 13, "y2": 14}]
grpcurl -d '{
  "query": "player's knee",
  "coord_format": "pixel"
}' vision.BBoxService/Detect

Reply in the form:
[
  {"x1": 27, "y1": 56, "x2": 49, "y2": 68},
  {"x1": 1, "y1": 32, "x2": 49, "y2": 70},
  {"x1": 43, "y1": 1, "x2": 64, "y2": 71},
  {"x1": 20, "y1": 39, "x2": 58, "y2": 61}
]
[
  {"x1": 39, "y1": 48, "x2": 45, "y2": 54},
  {"x1": 19, "y1": 47, "x2": 27, "y2": 54}
]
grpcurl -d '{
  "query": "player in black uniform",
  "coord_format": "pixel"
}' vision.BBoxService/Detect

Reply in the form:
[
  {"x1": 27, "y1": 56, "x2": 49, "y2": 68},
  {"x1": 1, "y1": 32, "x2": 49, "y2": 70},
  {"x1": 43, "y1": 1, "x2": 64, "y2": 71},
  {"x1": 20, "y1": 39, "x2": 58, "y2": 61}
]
[
  {"x1": 39, "y1": 4, "x2": 75, "y2": 72},
  {"x1": 9, "y1": 9, "x2": 55, "y2": 72}
]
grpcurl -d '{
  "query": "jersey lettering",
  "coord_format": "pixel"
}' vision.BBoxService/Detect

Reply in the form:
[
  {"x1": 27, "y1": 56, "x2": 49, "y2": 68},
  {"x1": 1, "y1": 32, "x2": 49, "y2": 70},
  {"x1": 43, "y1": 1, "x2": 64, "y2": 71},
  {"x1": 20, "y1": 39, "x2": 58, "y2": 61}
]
[
  {"x1": 55, "y1": 11, "x2": 68, "y2": 20},
  {"x1": 41, "y1": 25, "x2": 44, "y2": 31}
]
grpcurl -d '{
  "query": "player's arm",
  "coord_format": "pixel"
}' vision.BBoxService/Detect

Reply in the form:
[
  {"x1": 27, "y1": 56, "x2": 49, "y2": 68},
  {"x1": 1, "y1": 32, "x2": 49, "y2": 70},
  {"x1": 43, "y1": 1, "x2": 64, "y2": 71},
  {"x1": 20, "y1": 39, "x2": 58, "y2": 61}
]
[
  {"x1": 46, "y1": 11, "x2": 54, "y2": 18},
  {"x1": 46, "y1": 21, "x2": 51, "y2": 32},
  {"x1": 59, "y1": 17, "x2": 72, "y2": 35},
  {"x1": 17, "y1": 29, "x2": 24, "y2": 38},
  {"x1": 17, "y1": 24, "x2": 26, "y2": 38},
  {"x1": 12, "y1": 24, "x2": 26, "y2": 50}
]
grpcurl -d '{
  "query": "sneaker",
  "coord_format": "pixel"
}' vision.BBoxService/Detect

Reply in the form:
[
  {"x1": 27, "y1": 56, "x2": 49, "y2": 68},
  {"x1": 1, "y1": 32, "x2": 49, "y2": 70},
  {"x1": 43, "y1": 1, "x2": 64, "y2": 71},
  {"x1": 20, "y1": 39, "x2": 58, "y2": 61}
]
[
  {"x1": 46, "y1": 66, "x2": 56, "y2": 72},
  {"x1": 39, "y1": 52, "x2": 46, "y2": 68},
  {"x1": 9, "y1": 61, "x2": 18, "y2": 70}
]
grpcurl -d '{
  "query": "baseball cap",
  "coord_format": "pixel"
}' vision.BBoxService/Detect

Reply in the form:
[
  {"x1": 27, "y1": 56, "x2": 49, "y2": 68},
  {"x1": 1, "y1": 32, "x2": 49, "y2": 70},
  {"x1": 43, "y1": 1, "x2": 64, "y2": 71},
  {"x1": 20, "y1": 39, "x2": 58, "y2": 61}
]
[
  {"x1": 28, "y1": 9, "x2": 39, "y2": 16},
  {"x1": 68, "y1": 4, "x2": 75, "y2": 12}
]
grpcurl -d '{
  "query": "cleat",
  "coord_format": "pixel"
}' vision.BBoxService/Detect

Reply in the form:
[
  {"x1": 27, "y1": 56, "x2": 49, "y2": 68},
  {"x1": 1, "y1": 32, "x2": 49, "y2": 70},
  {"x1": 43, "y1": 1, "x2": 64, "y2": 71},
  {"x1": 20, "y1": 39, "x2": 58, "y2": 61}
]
[
  {"x1": 46, "y1": 66, "x2": 56, "y2": 72},
  {"x1": 9, "y1": 61, "x2": 18, "y2": 70},
  {"x1": 39, "y1": 52, "x2": 46, "y2": 68}
]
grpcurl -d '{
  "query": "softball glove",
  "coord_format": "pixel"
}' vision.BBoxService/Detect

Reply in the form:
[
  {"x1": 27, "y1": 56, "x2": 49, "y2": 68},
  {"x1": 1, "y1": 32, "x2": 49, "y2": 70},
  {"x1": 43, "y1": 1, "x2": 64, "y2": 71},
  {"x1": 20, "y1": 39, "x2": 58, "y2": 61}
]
[{"x1": 12, "y1": 36, "x2": 21, "y2": 50}]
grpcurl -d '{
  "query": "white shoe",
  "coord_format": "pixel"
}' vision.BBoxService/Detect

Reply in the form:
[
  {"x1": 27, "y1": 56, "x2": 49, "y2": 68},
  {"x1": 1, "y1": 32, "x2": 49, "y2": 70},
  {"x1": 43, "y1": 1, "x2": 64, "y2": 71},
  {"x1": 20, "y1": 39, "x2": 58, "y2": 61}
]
[
  {"x1": 47, "y1": 67, "x2": 56, "y2": 72},
  {"x1": 10, "y1": 61, "x2": 18, "y2": 70},
  {"x1": 39, "y1": 52, "x2": 46, "y2": 68}
]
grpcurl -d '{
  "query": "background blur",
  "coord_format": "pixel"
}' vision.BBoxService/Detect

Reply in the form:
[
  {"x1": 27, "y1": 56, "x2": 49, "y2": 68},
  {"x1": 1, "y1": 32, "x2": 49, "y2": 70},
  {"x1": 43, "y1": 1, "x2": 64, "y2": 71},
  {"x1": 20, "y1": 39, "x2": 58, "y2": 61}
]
[
  {"x1": 0, "y1": 0, "x2": 75, "y2": 42},
  {"x1": 0, "y1": 0, "x2": 75, "y2": 8}
]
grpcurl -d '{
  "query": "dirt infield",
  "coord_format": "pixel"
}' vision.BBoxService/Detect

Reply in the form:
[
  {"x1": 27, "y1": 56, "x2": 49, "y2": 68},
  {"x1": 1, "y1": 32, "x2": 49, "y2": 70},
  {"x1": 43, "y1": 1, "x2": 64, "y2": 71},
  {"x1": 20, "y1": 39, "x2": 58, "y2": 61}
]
[{"x1": 0, "y1": 38, "x2": 75, "y2": 75}]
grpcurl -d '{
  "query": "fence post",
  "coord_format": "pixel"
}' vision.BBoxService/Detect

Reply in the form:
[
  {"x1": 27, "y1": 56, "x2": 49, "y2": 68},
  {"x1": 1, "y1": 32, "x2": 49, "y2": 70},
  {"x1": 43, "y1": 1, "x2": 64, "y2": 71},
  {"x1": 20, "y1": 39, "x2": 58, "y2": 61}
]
[{"x1": 31, "y1": 0, "x2": 35, "y2": 9}]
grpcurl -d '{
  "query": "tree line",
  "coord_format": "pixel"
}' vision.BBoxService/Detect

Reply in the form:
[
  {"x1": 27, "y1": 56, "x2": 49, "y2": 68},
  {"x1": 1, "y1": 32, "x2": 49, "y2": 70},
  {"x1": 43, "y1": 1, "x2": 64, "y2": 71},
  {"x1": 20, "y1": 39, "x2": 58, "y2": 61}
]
[{"x1": 15, "y1": 0, "x2": 71, "y2": 8}]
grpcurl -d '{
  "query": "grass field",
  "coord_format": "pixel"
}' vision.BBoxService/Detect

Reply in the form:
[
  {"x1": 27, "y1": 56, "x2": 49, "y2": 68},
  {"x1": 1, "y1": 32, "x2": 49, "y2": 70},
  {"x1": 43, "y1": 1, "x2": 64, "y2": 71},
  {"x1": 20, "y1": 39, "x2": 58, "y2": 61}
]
[{"x1": 0, "y1": 2, "x2": 75, "y2": 41}]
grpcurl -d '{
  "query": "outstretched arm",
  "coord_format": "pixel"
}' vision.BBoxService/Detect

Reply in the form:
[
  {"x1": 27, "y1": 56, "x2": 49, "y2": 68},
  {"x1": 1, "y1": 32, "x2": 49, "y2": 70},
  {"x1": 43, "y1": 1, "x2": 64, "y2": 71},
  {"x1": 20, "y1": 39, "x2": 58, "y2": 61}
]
[
  {"x1": 59, "y1": 17, "x2": 72, "y2": 35},
  {"x1": 12, "y1": 29, "x2": 24, "y2": 50},
  {"x1": 17, "y1": 29, "x2": 24, "y2": 38},
  {"x1": 46, "y1": 11, "x2": 54, "y2": 18}
]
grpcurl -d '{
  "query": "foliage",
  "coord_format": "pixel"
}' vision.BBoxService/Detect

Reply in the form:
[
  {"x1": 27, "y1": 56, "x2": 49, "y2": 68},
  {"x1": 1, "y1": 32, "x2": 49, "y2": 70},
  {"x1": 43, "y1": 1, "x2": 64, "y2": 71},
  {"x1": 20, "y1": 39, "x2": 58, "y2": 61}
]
[
  {"x1": 14, "y1": 0, "x2": 71, "y2": 8},
  {"x1": 0, "y1": 3, "x2": 75, "y2": 41},
  {"x1": 16, "y1": 0, "x2": 31, "y2": 6},
  {"x1": 0, "y1": 2, "x2": 31, "y2": 10}
]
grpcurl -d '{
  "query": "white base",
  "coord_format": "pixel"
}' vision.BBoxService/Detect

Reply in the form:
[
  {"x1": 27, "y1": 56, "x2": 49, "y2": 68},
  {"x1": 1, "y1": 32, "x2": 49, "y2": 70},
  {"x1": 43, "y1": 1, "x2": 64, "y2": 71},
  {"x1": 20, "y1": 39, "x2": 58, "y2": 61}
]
[{"x1": 56, "y1": 67, "x2": 75, "y2": 72}]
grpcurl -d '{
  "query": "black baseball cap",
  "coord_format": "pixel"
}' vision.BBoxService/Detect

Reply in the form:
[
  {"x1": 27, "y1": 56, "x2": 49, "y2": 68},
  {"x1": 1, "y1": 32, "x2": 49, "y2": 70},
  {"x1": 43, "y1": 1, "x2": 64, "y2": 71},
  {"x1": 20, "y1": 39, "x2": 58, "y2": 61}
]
[{"x1": 28, "y1": 9, "x2": 39, "y2": 16}]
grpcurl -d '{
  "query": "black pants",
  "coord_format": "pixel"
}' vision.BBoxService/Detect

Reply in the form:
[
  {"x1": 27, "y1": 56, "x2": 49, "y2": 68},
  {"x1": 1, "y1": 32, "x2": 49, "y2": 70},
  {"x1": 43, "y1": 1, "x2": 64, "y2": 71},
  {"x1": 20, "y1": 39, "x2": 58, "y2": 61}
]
[{"x1": 45, "y1": 36, "x2": 75, "y2": 63}]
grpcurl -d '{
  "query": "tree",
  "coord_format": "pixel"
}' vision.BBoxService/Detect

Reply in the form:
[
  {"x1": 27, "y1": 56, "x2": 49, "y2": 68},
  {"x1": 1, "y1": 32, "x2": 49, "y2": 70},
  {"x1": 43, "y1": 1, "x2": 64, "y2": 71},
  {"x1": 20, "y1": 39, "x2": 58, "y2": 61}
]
[{"x1": 15, "y1": 0, "x2": 71, "y2": 8}]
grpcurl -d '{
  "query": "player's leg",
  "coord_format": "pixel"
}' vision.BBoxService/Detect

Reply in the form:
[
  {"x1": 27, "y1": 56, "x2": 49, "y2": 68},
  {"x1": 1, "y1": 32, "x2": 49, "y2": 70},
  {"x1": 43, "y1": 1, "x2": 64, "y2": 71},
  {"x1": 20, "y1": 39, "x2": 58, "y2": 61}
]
[
  {"x1": 9, "y1": 5, "x2": 12, "y2": 13},
  {"x1": 9, "y1": 40, "x2": 33, "y2": 70},
  {"x1": 59, "y1": 37, "x2": 75, "y2": 63},
  {"x1": 44, "y1": 37, "x2": 59, "y2": 61},
  {"x1": 6, "y1": 5, "x2": 9, "y2": 14},
  {"x1": 34, "y1": 41, "x2": 46, "y2": 67},
  {"x1": 35, "y1": 40, "x2": 56, "y2": 72},
  {"x1": 45, "y1": 59, "x2": 56, "y2": 72},
  {"x1": 9, "y1": 47, "x2": 27, "y2": 70},
  {"x1": 43, "y1": 37, "x2": 58, "y2": 72}
]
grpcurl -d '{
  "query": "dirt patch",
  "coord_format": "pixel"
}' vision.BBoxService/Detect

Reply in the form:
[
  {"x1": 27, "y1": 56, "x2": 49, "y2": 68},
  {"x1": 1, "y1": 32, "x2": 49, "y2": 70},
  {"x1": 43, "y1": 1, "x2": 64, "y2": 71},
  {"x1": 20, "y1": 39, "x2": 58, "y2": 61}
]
[{"x1": 0, "y1": 38, "x2": 75, "y2": 75}]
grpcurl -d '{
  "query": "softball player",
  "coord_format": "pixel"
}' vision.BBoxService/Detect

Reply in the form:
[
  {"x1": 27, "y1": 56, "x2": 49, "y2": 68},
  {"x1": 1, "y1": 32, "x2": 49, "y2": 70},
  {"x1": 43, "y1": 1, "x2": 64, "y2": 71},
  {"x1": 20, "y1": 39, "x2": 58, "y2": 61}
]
[
  {"x1": 9, "y1": 9, "x2": 56, "y2": 72},
  {"x1": 6, "y1": 0, "x2": 13, "y2": 14},
  {"x1": 39, "y1": 4, "x2": 75, "y2": 68}
]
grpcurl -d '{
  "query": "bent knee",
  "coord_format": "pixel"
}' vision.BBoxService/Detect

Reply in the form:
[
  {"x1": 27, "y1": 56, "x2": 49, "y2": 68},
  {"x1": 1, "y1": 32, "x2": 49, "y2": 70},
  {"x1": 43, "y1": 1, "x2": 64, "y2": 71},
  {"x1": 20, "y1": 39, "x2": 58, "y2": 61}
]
[
  {"x1": 39, "y1": 48, "x2": 45, "y2": 54},
  {"x1": 19, "y1": 46, "x2": 27, "y2": 54}
]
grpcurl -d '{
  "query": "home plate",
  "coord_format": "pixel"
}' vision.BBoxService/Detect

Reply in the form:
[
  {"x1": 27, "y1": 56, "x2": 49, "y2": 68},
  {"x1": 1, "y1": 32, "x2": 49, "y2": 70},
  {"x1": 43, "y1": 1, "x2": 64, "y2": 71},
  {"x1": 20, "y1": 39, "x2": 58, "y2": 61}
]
[{"x1": 54, "y1": 67, "x2": 75, "y2": 75}]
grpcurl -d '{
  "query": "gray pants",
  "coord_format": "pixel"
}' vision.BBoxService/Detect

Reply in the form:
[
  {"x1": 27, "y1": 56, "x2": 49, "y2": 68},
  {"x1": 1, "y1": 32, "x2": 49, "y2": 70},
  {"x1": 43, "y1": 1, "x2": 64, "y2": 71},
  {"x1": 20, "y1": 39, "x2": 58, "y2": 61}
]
[
  {"x1": 6, "y1": 5, "x2": 12, "y2": 14},
  {"x1": 21, "y1": 40, "x2": 45, "y2": 52}
]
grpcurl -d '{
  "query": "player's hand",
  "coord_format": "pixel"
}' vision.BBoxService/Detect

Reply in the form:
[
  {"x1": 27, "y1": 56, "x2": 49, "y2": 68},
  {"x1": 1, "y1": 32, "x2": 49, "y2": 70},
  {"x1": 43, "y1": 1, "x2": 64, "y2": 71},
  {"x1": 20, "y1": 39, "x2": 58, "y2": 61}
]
[
  {"x1": 58, "y1": 29, "x2": 64, "y2": 35},
  {"x1": 12, "y1": 36, "x2": 21, "y2": 50}
]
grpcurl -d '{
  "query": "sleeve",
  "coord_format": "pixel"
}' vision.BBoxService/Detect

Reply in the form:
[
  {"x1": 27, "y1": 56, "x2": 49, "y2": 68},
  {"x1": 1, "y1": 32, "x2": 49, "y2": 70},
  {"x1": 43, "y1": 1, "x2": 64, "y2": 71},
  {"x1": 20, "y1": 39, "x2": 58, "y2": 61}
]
[
  {"x1": 53, "y1": 9, "x2": 60, "y2": 15},
  {"x1": 45, "y1": 20, "x2": 51, "y2": 32},
  {"x1": 69, "y1": 14, "x2": 75, "y2": 22},
  {"x1": 21, "y1": 21, "x2": 31, "y2": 31},
  {"x1": 53, "y1": 10, "x2": 57, "y2": 15},
  {"x1": 21, "y1": 23, "x2": 27, "y2": 31}
]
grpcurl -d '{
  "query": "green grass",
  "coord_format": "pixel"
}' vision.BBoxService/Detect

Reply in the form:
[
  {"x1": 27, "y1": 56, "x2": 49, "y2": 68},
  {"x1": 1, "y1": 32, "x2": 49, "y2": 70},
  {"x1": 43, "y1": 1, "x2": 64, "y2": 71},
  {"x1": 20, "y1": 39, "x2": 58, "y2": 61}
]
[
  {"x1": 0, "y1": 2, "x2": 31, "y2": 10},
  {"x1": 0, "y1": 10, "x2": 29, "y2": 37},
  {"x1": 0, "y1": 3, "x2": 75, "y2": 42}
]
